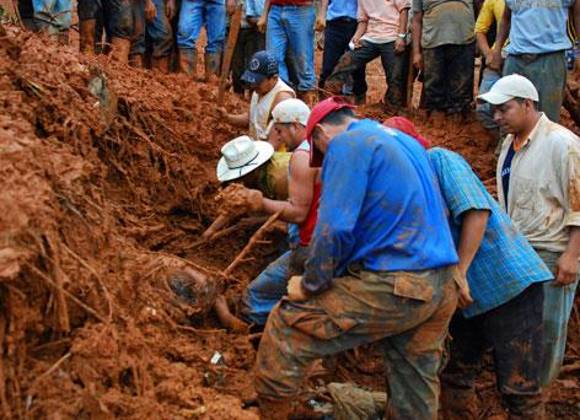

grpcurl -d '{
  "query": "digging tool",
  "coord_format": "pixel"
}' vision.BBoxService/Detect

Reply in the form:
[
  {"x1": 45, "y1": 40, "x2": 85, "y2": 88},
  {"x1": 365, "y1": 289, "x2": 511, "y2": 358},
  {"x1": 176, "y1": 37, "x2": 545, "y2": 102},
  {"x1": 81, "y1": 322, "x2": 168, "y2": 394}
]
[{"x1": 217, "y1": 5, "x2": 242, "y2": 105}]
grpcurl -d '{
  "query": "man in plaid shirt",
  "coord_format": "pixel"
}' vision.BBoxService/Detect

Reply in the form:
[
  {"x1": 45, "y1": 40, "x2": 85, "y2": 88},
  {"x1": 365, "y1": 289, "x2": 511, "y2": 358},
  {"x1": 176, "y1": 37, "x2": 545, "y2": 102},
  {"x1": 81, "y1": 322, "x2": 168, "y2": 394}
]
[{"x1": 385, "y1": 117, "x2": 553, "y2": 419}]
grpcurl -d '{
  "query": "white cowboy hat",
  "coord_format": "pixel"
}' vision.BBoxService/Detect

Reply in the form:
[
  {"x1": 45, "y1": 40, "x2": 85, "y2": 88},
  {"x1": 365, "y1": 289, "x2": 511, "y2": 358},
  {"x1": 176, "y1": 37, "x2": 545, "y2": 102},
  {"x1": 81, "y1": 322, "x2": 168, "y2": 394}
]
[{"x1": 216, "y1": 135, "x2": 274, "y2": 182}]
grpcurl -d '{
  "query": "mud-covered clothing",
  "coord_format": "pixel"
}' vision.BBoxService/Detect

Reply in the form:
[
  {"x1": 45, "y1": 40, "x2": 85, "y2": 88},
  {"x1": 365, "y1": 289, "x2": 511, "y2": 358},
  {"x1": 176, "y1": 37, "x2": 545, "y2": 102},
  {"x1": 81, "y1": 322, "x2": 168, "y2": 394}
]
[
  {"x1": 441, "y1": 282, "x2": 545, "y2": 419},
  {"x1": 422, "y1": 42, "x2": 475, "y2": 113},
  {"x1": 177, "y1": 0, "x2": 226, "y2": 53},
  {"x1": 502, "y1": 51, "x2": 567, "y2": 122},
  {"x1": 255, "y1": 266, "x2": 458, "y2": 419},
  {"x1": 249, "y1": 78, "x2": 296, "y2": 141},
  {"x1": 31, "y1": 0, "x2": 72, "y2": 32},
  {"x1": 428, "y1": 148, "x2": 552, "y2": 317},
  {"x1": 412, "y1": 0, "x2": 475, "y2": 49},
  {"x1": 302, "y1": 120, "x2": 458, "y2": 295},
  {"x1": 536, "y1": 250, "x2": 579, "y2": 386},
  {"x1": 496, "y1": 114, "x2": 580, "y2": 253},
  {"x1": 131, "y1": 0, "x2": 174, "y2": 58},
  {"x1": 258, "y1": 151, "x2": 291, "y2": 200},
  {"x1": 78, "y1": 0, "x2": 134, "y2": 39}
]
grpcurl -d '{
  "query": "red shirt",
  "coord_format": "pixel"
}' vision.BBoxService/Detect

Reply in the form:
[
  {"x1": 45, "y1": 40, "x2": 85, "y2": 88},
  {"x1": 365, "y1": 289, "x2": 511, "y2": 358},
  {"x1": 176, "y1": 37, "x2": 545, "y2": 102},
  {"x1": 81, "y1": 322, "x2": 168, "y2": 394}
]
[
  {"x1": 299, "y1": 181, "x2": 321, "y2": 247},
  {"x1": 270, "y1": 0, "x2": 312, "y2": 6}
]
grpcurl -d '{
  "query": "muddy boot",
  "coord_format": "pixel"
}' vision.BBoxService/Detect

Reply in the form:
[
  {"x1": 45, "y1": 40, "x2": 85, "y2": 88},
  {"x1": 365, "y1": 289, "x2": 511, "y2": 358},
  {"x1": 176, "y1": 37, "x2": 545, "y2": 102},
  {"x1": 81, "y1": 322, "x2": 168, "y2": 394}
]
[
  {"x1": 178, "y1": 48, "x2": 197, "y2": 77},
  {"x1": 298, "y1": 90, "x2": 318, "y2": 108},
  {"x1": 204, "y1": 52, "x2": 222, "y2": 82},
  {"x1": 110, "y1": 37, "x2": 131, "y2": 65},
  {"x1": 258, "y1": 398, "x2": 294, "y2": 420},
  {"x1": 129, "y1": 53, "x2": 145, "y2": 69},
  {"x1": 152, "y1": 56, "x2": 170, "y2": 73},
  {"x1": 79, "y1": 19, "x2": 97, "y2": 55}
]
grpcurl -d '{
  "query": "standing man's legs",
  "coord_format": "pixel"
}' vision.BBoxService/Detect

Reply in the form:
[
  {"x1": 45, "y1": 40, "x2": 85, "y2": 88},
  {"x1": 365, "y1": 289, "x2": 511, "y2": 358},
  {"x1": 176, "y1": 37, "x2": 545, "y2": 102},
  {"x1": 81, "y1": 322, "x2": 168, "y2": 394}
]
[
  {"x1": 31, "y1": 0, "x2": 72, "y2": 38},
  {"x1": 319, "y1": 18, "x2": 356, "y2": 89},
  {"x1": 103, "y1": 0, "x2": 134, "y2": 64},
  {"x1": 378, "y1": 41, "x2": 407, "y2": 108},
  {"x1": 129, "y1": 0, "x2": 146, "y2": 67},
  {"x1": 503, "y1": 52, "x2": 567, "y2": 122},
  {"x1": 177, "y1": 0, "x2": 204, "y2": 75},
  {"x1": 204, "y1": 0, "x2": 226, "y2": 78},
  {"x1": 445, "y1": 42, "x2": 475, "y2": 115},
  {"x1": 476, "y1": 68, "x2": 502, "y2": 132},
  {"x1": 535, "y1": 250, "x2": 579, "y2": 386},
  {"x1": 78, "y1": 0, "x2": 102, "y2": 54},
  {"x1": 148, "y1": 0, "x2": 174, "y2": 72},
  {"x1": 284, "y1": 5, "x2": 317, "y2": 103},
  {"x1": 266, "y1": 6, "x2": 290, "y2": 84},
  {"x1": 422, "y1": 45, "x2": 448, "y2": 114}
]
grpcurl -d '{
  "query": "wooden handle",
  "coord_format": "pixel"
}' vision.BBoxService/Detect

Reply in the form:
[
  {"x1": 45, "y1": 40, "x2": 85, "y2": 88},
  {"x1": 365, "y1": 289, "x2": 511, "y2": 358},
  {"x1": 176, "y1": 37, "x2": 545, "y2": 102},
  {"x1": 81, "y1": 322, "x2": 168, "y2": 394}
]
[{"x1": 217, "y1": 6, "x2": 243, "y2": 105}]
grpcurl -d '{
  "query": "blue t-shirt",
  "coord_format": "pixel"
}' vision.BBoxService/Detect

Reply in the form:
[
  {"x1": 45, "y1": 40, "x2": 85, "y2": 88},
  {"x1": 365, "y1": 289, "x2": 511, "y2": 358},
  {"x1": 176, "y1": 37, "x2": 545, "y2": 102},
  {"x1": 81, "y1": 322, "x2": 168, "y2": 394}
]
[
  {"x1": 500, "y1": 142, "x2": 516, "y2": 210},
  {"x1": 505, "y1": 0, "x2": 573, "y2": 54},
  {"x1": 302, "y1": 120, "x2": 459, "y2": 295},
  {"x1": 428, "y1": 148, "x2": 552, "y2": 317},
  {"x1": 326, "y1": 0, "x2": 358, "y2": 21}
]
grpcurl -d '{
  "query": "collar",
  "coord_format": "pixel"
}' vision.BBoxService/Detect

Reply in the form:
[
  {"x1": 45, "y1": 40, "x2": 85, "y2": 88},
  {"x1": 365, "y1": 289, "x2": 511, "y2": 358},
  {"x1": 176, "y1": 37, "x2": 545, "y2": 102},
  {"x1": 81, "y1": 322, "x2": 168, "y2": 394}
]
[{"x1": 513, "y1": 113, "x2": 546, "y2": 152}]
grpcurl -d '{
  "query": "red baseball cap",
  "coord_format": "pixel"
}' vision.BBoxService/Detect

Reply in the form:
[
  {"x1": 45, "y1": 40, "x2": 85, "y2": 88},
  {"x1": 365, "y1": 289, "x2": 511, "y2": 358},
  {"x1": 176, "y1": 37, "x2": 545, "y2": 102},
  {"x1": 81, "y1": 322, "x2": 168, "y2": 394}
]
[
  {"x1": 306, "y1": 96, "x2": 355, "y2": 167},
  {"x1": 383, "y1": 117, "x2": 431, "y2": 149}
]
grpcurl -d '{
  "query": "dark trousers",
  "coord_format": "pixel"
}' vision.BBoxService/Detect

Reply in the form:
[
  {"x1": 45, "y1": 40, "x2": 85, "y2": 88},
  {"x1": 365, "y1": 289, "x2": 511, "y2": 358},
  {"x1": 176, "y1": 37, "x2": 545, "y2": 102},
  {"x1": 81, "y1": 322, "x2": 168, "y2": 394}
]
[
  {"x1": 423, "y1": 42, "x2": 475, "y2": 114},
  {"x1": 232, "y1": 27, "x2": 265, "y2": 93},
  {"x1": 319, "y1": 17, "x2": 366, "y2": 96},
  {"x1": 441, "y1": 282, "x2": 545, "y2": 419}
]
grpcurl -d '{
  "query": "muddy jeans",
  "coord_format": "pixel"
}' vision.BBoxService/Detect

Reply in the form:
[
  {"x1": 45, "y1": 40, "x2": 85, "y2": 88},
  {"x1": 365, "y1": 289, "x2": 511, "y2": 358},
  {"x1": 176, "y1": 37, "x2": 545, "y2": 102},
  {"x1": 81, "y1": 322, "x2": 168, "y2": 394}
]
[
  {"x1": 503, "y1": 51, "x2": 567, "y2": 123},
  {"x1": 31, "y1": 0, "x2": 72, "y2": 32},
  {"x1": 255, "y1": 266, "x2": 458, "y2": 419},
  {"x1": 535, "y1": 249, "x2": 580, "y2": 386},
  {"x1": 422, "y1": 42, "x2": 475, "y2": 114},
  {"x1": 78, "y1": 0, "x2": 134, "y2": 39},
  {"x1": 131, "y1": 0, "x2": 174, "y2": 58},
  {"x1": 440, "y1": 282, "x2": 545, "y2": 419}
]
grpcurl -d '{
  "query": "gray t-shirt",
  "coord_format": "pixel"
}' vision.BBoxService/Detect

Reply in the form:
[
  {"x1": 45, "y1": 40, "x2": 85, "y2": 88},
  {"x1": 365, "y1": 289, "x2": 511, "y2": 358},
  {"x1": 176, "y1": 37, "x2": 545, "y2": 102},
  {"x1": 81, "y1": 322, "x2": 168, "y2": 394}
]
[{"x1": 412, "y1": 0, "x2": 475, "y2": 48}]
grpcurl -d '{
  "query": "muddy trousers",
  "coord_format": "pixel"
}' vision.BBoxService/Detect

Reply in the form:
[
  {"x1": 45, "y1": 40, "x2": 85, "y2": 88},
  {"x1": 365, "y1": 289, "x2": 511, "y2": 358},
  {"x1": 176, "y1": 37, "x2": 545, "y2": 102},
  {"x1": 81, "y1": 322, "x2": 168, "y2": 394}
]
[
  {"x1": 440, "y1": 282, "x2": 545, "y2": 419},
  {"x1": 255, "y1": 266, "x2": 458, "y2": 420}
]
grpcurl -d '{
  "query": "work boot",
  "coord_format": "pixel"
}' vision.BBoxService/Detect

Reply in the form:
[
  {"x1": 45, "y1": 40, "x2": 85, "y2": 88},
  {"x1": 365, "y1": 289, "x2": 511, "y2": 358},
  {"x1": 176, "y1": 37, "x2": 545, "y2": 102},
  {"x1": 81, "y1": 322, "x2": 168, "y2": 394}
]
[
  {"x1": 152, "y1": 56, "x2": 170, "y2": 73},
  {"x1": 258, "y1": 398, "x2": 294, "y2": 420},
  {"x1": 129, "y1": 53, "x2": 145, "y2": 69},
  {"x1": 79, "y1": 19, "x2": 97, "y2": 55},
  {"x1": 178, "y1": 48, "x2": 197, "y2": 78},
  {"x1": 204, "y1": 52, "x2": 222, "y2": 82},
  {"x1": 298, "y1": 90, "x2": 318, "y2": 108},
  {"x1": 110, "y1": 37, "x2": 131, "y2": 65}
]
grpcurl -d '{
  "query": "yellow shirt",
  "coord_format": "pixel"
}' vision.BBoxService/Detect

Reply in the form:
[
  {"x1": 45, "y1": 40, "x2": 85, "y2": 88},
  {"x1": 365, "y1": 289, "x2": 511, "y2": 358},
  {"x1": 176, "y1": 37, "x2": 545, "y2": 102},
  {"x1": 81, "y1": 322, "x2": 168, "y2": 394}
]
[
  {"x1": 259, "y1": 152, "x2": 291, "y2": 200},
  {"x1": 474, "y1": 0, "x2": 505, "y2": 48}
]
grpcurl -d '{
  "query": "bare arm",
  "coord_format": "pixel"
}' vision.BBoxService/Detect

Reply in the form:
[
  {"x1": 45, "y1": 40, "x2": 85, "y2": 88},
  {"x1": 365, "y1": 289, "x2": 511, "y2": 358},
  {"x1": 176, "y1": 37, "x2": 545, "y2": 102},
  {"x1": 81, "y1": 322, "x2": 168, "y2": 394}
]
[
  {"x1": 223, "y1": 111, "x2": 250, "y2": 127},
  {"x1": 555, "y1": 227, "x2": 580, "y2": 285},
  {"x1": 271, "y1": 90, "x2": 295, "y2": 111},
  {"x1": 316, "y1": 0, "x2": 328, "y2": 31},
  {"x1": 489, "y1": 7, "x2": 511, "y2": 70},
  {"x1": 262, "y1": 152, "x2": 317, "y2": 224},
  {"x1": 412, "y1": 11, "x2": 424, "y2": 69},
  {"x1": 457, "y1": 210, "x2": 490, "y2": 275},
  {"x1": 395, "y1": 9, "x2": 409, "y2": 53},
  {"x1": 257, "y1": 0, "x2": 272, "y2": 32},
  {"x1": 351, "y1": 20, "x2": 368, "y2": 47},
  {"x1": 476, "y1": 32, "x2": 492, "y2": 61}
]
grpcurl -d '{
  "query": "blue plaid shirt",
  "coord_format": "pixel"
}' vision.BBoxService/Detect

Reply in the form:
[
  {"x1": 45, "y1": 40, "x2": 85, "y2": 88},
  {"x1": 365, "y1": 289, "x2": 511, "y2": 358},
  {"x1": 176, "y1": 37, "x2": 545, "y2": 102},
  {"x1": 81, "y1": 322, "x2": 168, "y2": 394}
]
[{"x1": 428, "y1": 148, "x2": 552, "y2": 318}]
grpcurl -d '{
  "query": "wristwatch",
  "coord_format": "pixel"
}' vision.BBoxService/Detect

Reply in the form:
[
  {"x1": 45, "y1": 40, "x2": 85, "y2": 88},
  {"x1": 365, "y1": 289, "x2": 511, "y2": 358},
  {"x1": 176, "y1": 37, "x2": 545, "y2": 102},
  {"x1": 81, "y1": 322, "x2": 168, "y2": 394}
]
[{"x1": 397, "y1": 33, "x2": 407, "y2": 39}]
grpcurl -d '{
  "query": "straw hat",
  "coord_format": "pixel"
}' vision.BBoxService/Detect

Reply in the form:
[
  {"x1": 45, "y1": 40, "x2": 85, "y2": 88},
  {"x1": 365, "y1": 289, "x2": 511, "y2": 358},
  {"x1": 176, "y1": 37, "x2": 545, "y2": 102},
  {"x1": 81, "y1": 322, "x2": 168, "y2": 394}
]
[{"x1": 216, "y1": 135, "x2": 274, "y2": 182}]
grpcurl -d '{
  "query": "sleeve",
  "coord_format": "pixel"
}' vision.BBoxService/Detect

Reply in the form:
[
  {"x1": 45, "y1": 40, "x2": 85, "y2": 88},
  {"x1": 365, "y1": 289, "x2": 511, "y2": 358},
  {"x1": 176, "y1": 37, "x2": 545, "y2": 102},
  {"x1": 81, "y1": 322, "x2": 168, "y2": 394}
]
[
  {"x1": 412, "y1": 0, "x2": 424, "y2": 13},
  {"x1": 474, "y1": 0, "x2": 494, "y2": 34},
  {"x1": 302, "y1": 135, "x2": 371, "y2": 295},
  {"x1": 563, "y1": 139, "x2": 580, "y2": 227},
  {"x1": 357, "y1": 0, "x2": 368, "y2": 22},
  {"x1": 395, "y1": 0, "x2": 412, "y2": 11},
  {"x1": 429, "y1": 149, "x2": 492, "y2": 225},
  {"x1": 246, "y1": 0, "x2": 264, "y2": 17}
]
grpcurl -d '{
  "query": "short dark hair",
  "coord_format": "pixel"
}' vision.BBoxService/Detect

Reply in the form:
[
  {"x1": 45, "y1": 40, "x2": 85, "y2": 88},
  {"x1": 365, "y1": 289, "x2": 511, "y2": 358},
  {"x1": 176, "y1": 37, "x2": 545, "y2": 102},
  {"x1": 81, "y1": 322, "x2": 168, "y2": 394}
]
[
  {"x1": 319, "y1": 107, "x2": 356, "y2": 126},
  {"x1": 514, "y1": 97, "x2": 538, "y2": 110}
]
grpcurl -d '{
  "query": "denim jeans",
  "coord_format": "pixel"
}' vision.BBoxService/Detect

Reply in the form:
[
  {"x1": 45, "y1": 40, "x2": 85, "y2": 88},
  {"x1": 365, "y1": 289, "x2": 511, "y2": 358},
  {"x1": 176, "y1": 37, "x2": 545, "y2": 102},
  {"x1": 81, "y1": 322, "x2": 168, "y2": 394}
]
[
  {"x1": 266, "y1": 4, "x2": 316, "y2": 92},
  {"x1": 476, "y1": 68, "x2": 501, "y2": 131},
  {"x1": 131, "y1": 0, "x2": 173, "y2": 57},
  {"x1": 423, "y1": 43, "x2": 475, "y2": 114},
  {"x1": 78, "y1": 0, "x2": 133, "y2": 39},
  {"x1": 32, "y1": 0, "x2": 72, "y2": 31},
  {"x1": 177, "y1": 0, "x2": 226, "y2": 53},
  {"x1": 319, "y1": 17, "x2": 366, "y2": 96},
  {"x1": 503, "y1": 51, "x2": 567, "y2": 123}
]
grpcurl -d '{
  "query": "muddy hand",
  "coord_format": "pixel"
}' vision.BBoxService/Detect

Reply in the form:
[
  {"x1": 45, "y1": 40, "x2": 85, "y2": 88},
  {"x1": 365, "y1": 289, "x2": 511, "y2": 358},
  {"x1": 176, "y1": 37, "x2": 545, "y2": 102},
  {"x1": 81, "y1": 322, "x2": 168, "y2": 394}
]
[
  {"x1": 226, "y1": 0, "x2": 236, "y2": 15},
  {"x1": 165, "y1": 0, "x2": 176, "y2": 19},
  {"x1": 287, "y1": 276, "x2": 307, "y2": 301},
  {"x1": 315, "y1": 16, "x2": 326, "y2": 32},
  {"x1": 145, "y1": 0, "x2": 157, "y2": 21},
  {"x1": 554, "y1": 251, "x2": 578, "y2": 286},
  {"x1": 257, "y1": 15, "x2": 267, "y2": 33},
  {"x1": 453, "y1": 269, "x2": 474, "y2": 309}
]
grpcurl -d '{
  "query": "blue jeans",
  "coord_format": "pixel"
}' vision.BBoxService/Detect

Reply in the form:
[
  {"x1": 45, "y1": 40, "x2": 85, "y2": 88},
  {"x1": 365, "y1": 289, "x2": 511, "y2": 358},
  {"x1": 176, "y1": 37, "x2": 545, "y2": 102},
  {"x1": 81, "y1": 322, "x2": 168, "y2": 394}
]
[
  {"x1": 177, "y1": 0, "x2": 226, "y2": 53},
  {"x1": 476, "y1": 68, "x2": 501, "y2": 131},
  {"x1": 536, "y1": 250, "x2": 579, "y2": 386},
  {"x1": 131, "y1": 0, "x2": 173, "y2": 57},
  {"x1": 32, "y1": 0, "x2": 72, "y2": 31},
  {"x1": 266, "y1": 4, "x2": 316, "y2": 92}
]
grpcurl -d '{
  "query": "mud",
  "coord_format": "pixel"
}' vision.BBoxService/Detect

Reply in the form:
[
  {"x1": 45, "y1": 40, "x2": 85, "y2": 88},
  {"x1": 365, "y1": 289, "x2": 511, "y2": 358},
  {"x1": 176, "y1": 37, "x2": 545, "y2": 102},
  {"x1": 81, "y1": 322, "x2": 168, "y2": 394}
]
[{"x1": 0, "y1": 22, "x2": 577, "y2": 419}]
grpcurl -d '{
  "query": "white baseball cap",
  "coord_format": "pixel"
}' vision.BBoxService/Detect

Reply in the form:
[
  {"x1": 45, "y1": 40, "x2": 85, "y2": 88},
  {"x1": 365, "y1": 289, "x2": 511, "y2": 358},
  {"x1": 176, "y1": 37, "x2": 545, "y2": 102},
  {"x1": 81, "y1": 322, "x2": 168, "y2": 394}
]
[
  {"x1": 216, "y1": 136, "x2": 274, "y2": 182},
  {"x1": 478, "y1": 74, "x2": 539, "y2": 105},
  {"x1": 271, "y1": 98, "x2": 311, "y2": 126}
]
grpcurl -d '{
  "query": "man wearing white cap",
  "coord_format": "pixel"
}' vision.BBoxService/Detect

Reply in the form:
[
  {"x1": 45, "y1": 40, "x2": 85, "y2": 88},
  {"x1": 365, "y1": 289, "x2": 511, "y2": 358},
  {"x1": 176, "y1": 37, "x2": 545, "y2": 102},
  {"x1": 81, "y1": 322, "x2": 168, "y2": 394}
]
[
  {"x1": 479, "y1": 73, "x2": 580, "y2": 387},
  {"x1": 216, "y1": 99, "x2": 321, "y2": 327}
]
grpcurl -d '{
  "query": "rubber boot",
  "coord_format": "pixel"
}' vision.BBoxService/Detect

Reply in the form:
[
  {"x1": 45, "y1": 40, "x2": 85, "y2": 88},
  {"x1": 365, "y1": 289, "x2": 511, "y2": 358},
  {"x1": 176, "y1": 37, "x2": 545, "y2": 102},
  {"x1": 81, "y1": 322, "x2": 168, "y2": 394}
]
[
  {"x1": 178, "y1": 48, "x2": 197, "y2": 78},
  {"x1": 79, "y1": 19, "x2": 97, "y2": 55},
  {"x1": 152, "y1": 56, "x2": 170, "y2": 73},
  {"x1": 204, "y1": 52, "x2": 222, "y2": 82},
  {"x1": 258, "y1": 398, "x2": 294, "y2": 420},
  {"x1": 129, "y1": 53, "x2": 145, "y2": 69},
  {"x1": 110, "y1": 37, "x2": 131, "y2": 65}
]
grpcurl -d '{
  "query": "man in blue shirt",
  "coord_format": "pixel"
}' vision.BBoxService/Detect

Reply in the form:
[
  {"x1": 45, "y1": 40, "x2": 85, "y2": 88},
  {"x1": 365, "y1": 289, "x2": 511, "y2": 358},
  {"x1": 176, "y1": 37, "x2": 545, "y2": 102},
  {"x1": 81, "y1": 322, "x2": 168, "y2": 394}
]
[
  {"x1": 254, "y1": 97, "x2": 459, "y2": 420},
  {"x1": 384, "y1": 117, "x2": 553, "y2": 419},
  {"x1": 490, "y1": 0, "x2": 579, "y2": 121}
]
